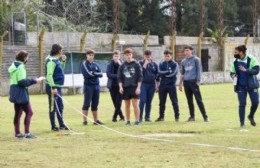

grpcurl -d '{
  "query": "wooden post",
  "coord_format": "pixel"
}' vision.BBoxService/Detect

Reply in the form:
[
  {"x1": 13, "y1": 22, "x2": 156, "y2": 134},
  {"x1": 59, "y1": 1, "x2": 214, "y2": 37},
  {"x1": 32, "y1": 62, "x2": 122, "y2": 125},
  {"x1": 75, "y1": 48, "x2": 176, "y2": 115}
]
[
  {"x1": 143, "y1": 31, "x2": 150, "y2": 52},
  {"x1": 197, "y1": 32, "x2": 204, "y2": 58},
  {"x1": 170, "y1": 31, "x2": 176, "y2": 60},
  {"x1": 222, "y1": 34, "x2": 228, "y2": 72},
  {"x1": 0, "y1": 31, "x2": 8, "y2": 79},
  {"x1": 244, "y1": 34, "x2": 250, "y2": 46},
  {"x1": 38, "y1": 29, "x2": 45, "y2": 94},
  {"x1": 80, "y1": 32, "x2": 87, "y2": 52},
  {"x1": 112, "y1": 34, "x2": 119, "y2": 51}
]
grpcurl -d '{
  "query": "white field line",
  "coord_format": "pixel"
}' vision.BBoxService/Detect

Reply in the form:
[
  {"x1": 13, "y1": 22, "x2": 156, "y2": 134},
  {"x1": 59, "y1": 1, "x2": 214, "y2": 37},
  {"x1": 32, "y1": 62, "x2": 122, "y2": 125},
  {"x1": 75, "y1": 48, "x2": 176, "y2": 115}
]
[{"x1": 59, "y1": 95, "x2": 260, "y2": 153}]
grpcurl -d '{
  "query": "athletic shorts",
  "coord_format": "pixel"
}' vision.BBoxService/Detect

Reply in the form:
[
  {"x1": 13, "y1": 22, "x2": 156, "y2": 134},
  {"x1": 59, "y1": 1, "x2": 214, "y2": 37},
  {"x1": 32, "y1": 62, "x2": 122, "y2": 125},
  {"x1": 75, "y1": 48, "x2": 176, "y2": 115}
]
[{"x1": 122, "y1": 86, "x2": 139, "y2": 100}]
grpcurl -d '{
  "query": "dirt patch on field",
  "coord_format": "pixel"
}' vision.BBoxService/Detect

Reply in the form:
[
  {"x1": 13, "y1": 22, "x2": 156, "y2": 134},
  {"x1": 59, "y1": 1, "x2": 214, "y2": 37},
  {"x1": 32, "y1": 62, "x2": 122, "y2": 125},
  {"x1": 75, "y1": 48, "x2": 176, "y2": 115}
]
[{"x1": 141, "y1": 133, "x2": 196, "y2": 138}]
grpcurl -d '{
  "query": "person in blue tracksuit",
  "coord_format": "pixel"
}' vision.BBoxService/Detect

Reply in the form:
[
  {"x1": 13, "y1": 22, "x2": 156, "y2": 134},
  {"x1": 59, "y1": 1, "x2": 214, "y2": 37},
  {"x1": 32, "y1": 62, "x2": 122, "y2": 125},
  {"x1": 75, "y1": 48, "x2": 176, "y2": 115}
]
[
  {"x1": 45, "y1": 44, "x2": 68, "y2": 131},
  {"x1": 81, "y1": 49, "x2": 104, "y2": 125},
  {"x1": 230, "y1": 45, "x2": 259, "y2": 128},
  {"x1": 139, "y1": 50, "x2": 159, "y2": 122},
  {"x1": 106, "y1": 50, "x2": 125, "y2": 122},
  {"x1": 179, "y1": 45, "x2": 208, "y2": 122},
  {"x1": 156, "y1": 50, "x2": 179, "y2": 122}
]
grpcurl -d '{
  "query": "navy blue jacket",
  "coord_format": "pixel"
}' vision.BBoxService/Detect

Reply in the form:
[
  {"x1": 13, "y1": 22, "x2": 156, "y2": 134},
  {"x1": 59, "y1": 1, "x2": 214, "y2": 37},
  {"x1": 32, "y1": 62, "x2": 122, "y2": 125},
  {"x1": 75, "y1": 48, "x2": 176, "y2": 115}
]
[
  {"x1": 158, "y1": 60, "x2": 178, "y2": 86},
  {"x1": 81, "y1": 60, "x2": 103, "y2": 85},
  {"x1": 139, "y1": 60, "x2": 159, "y2": 84},
  {"x1": 106, "y1": 60, "x2": 120, "y2": 87},
  {"x1": 9, "y1": 61, "x2": 37, "y2": 104},
  {"x1": 231, "y1": 56, "x2": 259, "y2": 91}
]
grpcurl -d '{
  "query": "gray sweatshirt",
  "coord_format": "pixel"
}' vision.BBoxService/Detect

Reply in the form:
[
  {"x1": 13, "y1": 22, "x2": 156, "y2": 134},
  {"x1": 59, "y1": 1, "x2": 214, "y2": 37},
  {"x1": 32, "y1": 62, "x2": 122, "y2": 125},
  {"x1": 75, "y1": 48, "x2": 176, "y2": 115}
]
[{"x1": 180, "y1": 55, "x2": 202, "y2": 82}]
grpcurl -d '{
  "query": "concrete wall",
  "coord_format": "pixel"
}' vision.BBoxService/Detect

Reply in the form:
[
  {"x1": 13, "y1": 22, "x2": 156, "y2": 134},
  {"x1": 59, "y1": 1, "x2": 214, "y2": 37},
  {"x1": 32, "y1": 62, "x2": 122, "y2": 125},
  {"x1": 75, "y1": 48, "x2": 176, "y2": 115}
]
[
  {"x1": 225, "y1": 43, "x2": 260, "y2": 72},
  {"x1": 1, "y1": 34, "x2": 260, "y2": 96},
  {"x1": 27, "y1": 32, "x2": 159, "y2": 52}
]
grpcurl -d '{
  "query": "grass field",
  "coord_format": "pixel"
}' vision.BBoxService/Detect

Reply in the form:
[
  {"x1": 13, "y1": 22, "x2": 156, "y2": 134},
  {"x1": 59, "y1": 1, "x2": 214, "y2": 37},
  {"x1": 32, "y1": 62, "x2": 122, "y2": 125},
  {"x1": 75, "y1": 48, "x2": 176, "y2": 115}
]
[{"x1": 0, "y1": 83, "x2": 260, "y2": 168}]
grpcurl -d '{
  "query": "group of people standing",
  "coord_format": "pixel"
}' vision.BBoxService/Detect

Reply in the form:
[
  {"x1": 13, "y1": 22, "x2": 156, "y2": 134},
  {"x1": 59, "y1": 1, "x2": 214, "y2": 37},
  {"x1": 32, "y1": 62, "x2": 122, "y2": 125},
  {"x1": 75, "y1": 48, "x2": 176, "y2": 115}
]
[
  {"x1": 106, "y1": 46, "x2": 209, "y2": 126},
  {"x1": 8, "y1": 44, "x2": 259, "y2": 139}
]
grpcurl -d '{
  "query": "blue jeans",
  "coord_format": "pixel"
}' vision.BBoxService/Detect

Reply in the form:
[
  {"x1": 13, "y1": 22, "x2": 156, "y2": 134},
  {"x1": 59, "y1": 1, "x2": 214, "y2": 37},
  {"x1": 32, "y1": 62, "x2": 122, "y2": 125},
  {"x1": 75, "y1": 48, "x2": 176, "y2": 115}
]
[
  {"x1": 139, "y1": 83, "x2": 155, "y2": 121},
  {"x1": 237, "y1": 87, "x2": 259, "y2": 125},
  {"x1": 46, "y1": 84, "x2": 65, "y2": 128}
]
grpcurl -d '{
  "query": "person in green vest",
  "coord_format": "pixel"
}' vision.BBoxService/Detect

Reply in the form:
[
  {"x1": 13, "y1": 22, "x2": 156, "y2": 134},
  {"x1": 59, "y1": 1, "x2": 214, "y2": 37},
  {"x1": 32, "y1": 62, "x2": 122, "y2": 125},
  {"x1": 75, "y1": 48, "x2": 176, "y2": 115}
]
[
  {"x1": 45, "y1": 44, "x2": 68, "y2": 131},
  {"x1": 230, "y1": 45, "x2": 259, "y2": 128}
]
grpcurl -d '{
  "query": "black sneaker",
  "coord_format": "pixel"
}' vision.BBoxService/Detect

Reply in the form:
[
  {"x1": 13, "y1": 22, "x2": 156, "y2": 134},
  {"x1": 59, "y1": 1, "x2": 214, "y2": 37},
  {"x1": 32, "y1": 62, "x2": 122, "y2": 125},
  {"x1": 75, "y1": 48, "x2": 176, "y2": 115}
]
[
  {"x1": 125, "y1": 121, "x2": 131, "y2": 126},
  {"x1": 15, "y1": 133, "x2": 24, "y2": 138},
  {"x1": 83, "y1": 121, "x2": 88, "y2": 125},
  {"x1": 155, "y1": 117, "x2": 164, "y2": 122},
  {"x1": 94, "y1": 120, "x2": 104, "y2": 125},
  {"x1": 187, "y1": 117, "x2": 195, "y2": 122},
  {"x1": 204, "y1": 117, "x2": 209, "y2": 122},
  {"x1": 119, "y1": 118, "x2": 125, "y2": 122},
  {"x1": 51, "y1": 127, "x2": 59, "y2": 131},
  {"x1": 248, "y1": 116, "x2": 256, "y2": 126},
  {"x1": 175, "y1": 118, "x2": 179, "y2": 122},
  {"x1": 145, "y1": 119, "x2": 151, "y2": 122},
  {"x1": 60, "y1": 126, "x2": 69, "y2": 130},
  {"x1": 134, "y1": 121, "x2": 140, "y2": 126},
  {"x1": 112, "y1": 118, "x2": 117, "y2": 122},
  {"x1": 24, "y1": 133, "x2": 37, "y2": 139}
]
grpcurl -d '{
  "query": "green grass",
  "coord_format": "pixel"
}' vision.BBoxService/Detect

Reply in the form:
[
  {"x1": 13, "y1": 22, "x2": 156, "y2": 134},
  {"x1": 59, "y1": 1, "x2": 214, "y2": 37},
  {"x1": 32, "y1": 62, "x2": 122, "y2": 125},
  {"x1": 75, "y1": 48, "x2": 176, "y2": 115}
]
[{"x1": 0, "y1": 83, "x2": 260, "y2": 168}]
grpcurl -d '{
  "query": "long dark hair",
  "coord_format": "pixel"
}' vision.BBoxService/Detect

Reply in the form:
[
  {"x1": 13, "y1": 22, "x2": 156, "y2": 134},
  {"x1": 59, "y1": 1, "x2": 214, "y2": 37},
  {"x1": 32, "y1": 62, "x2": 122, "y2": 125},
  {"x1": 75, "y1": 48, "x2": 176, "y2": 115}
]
[
  {"x1": 50, "y1": 44, "x2": 63, "y2": 56},
  {"x1": 15, "y1": 50, "x2": 28, "y2": 63}
]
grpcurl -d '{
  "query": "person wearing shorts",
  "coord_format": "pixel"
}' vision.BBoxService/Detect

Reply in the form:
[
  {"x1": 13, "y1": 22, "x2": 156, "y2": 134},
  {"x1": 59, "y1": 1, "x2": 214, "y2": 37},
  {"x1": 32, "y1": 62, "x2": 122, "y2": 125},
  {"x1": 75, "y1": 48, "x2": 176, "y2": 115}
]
[{"x1": 118, "y1": 48, "x2": 143, "y2": 126}]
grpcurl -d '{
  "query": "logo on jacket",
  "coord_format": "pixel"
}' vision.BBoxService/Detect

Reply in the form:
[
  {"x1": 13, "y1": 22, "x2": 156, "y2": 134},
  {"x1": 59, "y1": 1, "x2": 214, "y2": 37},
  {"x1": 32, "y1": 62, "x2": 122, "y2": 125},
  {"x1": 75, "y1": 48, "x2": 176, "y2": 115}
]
[{"x1": 123, "y1": 66, "x2": 135, "y2": 78}]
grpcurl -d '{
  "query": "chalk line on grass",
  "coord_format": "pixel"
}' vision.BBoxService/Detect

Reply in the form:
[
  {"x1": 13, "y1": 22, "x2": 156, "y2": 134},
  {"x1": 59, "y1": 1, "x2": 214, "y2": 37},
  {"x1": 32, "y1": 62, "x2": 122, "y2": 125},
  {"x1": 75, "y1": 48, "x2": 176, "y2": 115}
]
[{"x1": 59, "y1": 95, "x2": 260, "y2": 153}]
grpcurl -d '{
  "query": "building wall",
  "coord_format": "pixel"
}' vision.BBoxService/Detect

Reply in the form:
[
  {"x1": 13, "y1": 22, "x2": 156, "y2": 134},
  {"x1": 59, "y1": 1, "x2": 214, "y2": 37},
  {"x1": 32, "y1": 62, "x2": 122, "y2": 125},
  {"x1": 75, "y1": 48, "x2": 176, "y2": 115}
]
[{"x1": 1, "y1": 34, "x2": 260, "y2": 96}]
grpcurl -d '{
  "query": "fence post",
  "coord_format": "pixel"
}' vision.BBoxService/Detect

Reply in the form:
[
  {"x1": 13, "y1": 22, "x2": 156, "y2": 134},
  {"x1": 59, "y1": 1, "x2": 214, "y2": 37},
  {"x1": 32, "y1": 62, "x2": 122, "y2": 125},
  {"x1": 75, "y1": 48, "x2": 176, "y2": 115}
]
[
  {"x1": 38, "y1": 29, "x2": 45, "y2": 94},
  {"x1": 197, "y1": 32, "x2": 204, "y2": 58},
  {"x1": 144, "y1": 31, "x2": 150, "y2": 52},
  {"x1": 244, "y1": 34, "x2": 250, "y2": 46},
  {"x1": 112, "y1": 34, "x2": 119, "y2": 51},
  {"x1": 170, "y1": 31, "x2": 176, "y2": 60},
  {"x1": 222, "y1": 34, "x2": 228, "y2": 72},
  {"x1": 0, "y1": 31, "x2": 8, "y2": 79},
  {"x1": 80, "y1": 32, "x2": 87, "y2": 52}
]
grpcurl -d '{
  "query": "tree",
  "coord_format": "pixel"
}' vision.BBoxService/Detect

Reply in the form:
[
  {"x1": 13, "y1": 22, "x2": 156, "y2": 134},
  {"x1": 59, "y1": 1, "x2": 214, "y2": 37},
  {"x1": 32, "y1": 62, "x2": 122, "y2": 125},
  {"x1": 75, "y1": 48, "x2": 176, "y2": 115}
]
[
  {"x1": 235, "y1": 0, "x2": 253, "y2": 36},
  {"x1": 95, "y1": 0, "x2": 127, "y2": 33},
  {"x1": 138, "y1": 0, "x2": 168, "y2": 38},
  {"x1": 43, "y1": 0, "x2": 101, "y2": 32},
  {"x1": 122, "y1": 0, "x2": 141, "y2": 34},
  {"x1": 206, "y1": 0, "x2": 238, "y2": 36},
  {"x1": 176, "y1": 0, "x2": 200, "y2": 36},
  {"x1": 0, "y1": 1, "x2": 11, "y2": 35}
]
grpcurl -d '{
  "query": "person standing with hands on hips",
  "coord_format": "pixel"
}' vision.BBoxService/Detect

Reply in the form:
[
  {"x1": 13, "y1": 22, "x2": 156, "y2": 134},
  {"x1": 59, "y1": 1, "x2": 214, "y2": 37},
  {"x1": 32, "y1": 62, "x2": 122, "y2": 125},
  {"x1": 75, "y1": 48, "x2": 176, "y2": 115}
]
[
  {"x1": 45, "y1": 44, "x2": 68, "y2": 131},
  {"x1": 9, "y1": 50, "x2": 44, "y2": 139},
  {"x1": 118, "y1": 48, "x2": 143, "y2": 126},
  {"x1": 230, "y1": 45, "x2": 259, "y2": 128},
  {"x1": 179, "y1": 45, "x2": 208, "y2": 122}
]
